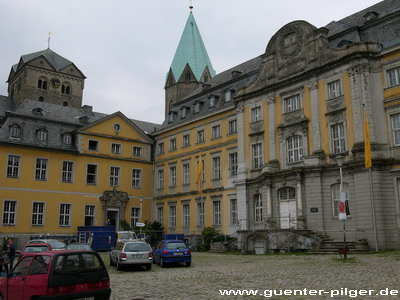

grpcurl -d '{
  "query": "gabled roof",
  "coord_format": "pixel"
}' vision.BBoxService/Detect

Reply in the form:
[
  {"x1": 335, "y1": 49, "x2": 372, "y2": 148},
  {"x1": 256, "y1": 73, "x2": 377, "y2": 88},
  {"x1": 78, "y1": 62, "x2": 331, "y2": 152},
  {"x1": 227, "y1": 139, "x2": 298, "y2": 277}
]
[
  {"x1": 168, "y1": 12, "x2": 216, "y2": 82},
  {"x1": 0, "y1": 96, "x2": 17, "y2": 118}
]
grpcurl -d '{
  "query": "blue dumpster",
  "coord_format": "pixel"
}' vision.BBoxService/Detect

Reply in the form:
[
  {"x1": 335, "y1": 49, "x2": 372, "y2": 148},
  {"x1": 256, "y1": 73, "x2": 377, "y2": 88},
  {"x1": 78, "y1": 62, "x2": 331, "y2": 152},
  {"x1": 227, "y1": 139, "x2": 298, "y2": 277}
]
[{"x1": 77, "y1": 226, "x2": 116, "y2": 251}]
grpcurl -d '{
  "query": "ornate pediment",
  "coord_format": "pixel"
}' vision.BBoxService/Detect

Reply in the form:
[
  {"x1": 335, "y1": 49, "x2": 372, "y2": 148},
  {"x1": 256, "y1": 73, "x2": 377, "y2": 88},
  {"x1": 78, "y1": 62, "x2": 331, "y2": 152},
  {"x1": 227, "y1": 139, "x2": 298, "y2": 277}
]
[{"x1": 100, "y1": 188, "x2": 129, "y2": 207}]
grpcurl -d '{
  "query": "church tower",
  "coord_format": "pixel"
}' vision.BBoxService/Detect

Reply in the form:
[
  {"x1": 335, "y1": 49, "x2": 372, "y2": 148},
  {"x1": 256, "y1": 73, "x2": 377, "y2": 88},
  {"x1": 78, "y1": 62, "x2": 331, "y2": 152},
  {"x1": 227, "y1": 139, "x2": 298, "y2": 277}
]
[
  {"x1": 7, "y1": 48, "x2": 86, "y2": 108},
  {"x1": 164, "y1": 7, "x2": 216, "y2": 116}
]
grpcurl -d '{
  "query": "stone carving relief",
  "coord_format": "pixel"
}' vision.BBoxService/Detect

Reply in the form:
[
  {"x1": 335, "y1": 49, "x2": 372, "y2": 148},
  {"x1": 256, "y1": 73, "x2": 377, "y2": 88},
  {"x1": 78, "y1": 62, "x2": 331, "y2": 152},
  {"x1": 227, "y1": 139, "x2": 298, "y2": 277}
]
[{"x1": 100, "y1": 188, "x2": 129, "y2": 208}]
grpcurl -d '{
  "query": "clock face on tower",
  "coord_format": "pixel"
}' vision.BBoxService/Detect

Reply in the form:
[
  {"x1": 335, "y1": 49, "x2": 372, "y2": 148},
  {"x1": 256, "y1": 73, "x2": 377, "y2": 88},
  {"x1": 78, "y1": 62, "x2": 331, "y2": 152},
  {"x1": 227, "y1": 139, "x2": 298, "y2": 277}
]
[{"x1": 50, "y1": 78, "x2": 60, "y2": 89}]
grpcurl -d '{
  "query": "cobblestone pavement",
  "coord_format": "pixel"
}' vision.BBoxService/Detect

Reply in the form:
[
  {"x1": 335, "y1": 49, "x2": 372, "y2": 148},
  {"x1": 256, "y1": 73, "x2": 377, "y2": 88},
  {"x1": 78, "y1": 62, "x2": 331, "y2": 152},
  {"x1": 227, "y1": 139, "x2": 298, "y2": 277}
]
[{"x1": 100, "y1": 252, "x2": 400, "y2": 300}]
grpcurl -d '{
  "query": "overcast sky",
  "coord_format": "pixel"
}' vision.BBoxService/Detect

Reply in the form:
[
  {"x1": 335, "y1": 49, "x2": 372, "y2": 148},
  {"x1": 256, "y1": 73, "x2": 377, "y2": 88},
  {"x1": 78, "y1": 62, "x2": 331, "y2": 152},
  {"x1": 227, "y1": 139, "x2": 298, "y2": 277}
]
[{"x1": 0, "y1": 0, "x2": 382, "y2": 124}]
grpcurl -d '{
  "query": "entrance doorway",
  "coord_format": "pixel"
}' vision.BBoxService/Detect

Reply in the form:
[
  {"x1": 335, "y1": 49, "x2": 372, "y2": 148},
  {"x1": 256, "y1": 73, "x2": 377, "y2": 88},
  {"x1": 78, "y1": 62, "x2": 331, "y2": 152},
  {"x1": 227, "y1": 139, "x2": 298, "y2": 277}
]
[
  {"x1": 278, "y1": 187, "x2": 297, "y2": 229},
  {"x1": 106, "y1": 209, "x2": 119, "y2": 230}
]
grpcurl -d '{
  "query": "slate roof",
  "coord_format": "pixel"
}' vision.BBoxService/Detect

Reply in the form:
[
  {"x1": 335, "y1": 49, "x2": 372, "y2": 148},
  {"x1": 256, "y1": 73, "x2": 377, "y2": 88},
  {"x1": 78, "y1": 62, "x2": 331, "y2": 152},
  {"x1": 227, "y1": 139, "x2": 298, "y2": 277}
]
[{"x1": 0, "y1": 96, "x2": 16, "y2": 118}]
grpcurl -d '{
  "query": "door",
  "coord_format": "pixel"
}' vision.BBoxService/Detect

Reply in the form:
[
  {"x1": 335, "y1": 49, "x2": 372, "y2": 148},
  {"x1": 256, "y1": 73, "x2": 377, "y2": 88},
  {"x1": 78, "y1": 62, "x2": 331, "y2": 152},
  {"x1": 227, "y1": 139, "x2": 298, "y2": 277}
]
[
  {"x1": 106, "y1": 209, "x2": 119, "y2": 230},
  {"x1": 280, "y1": 200, "x2": 297, "y2": 229},
  {"x1": 7, "y1": 256, "x2": 33, "y2": 300},
  {"x1": 254, "y1": 238, "x2": 265, "y2": 255}
]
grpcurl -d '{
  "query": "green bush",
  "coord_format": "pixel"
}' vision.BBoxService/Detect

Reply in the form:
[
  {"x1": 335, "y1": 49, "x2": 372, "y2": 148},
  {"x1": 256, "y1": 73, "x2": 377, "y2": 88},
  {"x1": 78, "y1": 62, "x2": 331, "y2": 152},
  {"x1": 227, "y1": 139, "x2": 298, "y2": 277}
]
[{"x1": 199, "y1": 227, "x2": 219, "y2": 251}]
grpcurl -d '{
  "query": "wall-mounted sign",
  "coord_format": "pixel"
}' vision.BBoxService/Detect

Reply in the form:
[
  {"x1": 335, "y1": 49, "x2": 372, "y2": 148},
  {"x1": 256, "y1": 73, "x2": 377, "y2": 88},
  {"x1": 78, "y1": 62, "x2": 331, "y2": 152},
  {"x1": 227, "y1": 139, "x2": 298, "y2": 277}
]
[{"x1": 310, "y1": 207, "x2": 318, "y2": 213}]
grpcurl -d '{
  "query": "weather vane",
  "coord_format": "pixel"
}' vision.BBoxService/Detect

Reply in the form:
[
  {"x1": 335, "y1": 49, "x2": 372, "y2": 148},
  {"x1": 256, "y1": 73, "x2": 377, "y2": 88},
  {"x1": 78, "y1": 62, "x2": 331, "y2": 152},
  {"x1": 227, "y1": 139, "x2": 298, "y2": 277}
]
[
  {"x1": 189, "y1": 0, "x2": 193, "y2": 12},
  {"x1": 47, "y1": 32, "x2": 52, "y2": 49}
]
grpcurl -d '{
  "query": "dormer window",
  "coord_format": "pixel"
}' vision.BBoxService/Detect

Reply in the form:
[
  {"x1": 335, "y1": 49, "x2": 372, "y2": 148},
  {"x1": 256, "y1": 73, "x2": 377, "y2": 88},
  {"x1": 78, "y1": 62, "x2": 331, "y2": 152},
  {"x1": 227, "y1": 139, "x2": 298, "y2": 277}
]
[
  {"x1": 224, "y1": 89, "x2": 233, "y2": 102},
  {"x1": 194, "y1": 101, "x2": 203, "y2": 114},
  {"x1": 209, "y1": 96, "x2": 216, "y2": 108},
  {"x1": 364, "y1": 11, "x2": 379, "y2": 23},
  {"x1": 62, "y1": 133, "x2": 72, "y2": 145},
  {"x1": 9, "y1": 124, "x2": 21, "y2": 139},
  {"x1": 168, "y1": 112, "x2": 177, "y2": 123},
  {"x1": 36, "y1": 128, "x2": 48, "y2": 142},
  {"x1": 32, "y1": 107, "x2": 44, "y2": 116},
  {"x1": 181, "y1": 107, "x2": 189, "y2": 119}
]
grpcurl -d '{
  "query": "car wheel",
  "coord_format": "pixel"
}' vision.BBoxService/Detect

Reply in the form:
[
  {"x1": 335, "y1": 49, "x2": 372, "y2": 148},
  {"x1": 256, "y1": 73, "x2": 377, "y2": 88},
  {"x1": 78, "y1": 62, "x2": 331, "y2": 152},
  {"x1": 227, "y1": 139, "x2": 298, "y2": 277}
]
[
  {"x1": 160, "y1": 258, "x2": 165, "y2": 268},
  {"x1": 109, "y1": 256, "x2": 114, "y2": 266},
  {"x1": 185, "y1": 261, "x2": 191, "y2": 267},
  {"x1": 146, "y1": 264, "x2": 152, "y2": 270}
]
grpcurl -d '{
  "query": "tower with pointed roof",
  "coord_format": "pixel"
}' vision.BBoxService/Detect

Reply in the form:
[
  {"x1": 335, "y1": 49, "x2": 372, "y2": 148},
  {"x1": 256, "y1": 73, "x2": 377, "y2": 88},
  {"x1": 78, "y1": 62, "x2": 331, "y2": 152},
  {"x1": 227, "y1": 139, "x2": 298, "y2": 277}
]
[
  {"x1": 7, "y1": 48, "x2": 86, "y2": 108},
  {"x1": 164, "y1": 8, "x2": 216, "y2": 116}
]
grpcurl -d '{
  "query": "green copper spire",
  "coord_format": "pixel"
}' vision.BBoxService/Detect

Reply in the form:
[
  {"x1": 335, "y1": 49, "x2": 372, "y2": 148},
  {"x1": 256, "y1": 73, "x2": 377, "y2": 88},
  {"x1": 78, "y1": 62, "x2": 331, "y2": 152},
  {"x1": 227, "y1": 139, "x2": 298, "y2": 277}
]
[{"x1": 169, "y1": 12, "x2": 216, "y2": 82}]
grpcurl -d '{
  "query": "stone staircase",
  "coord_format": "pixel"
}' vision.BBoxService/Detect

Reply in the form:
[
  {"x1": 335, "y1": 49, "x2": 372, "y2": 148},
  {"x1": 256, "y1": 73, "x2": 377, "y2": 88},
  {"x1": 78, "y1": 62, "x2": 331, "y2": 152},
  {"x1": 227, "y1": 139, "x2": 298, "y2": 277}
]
[{"x1": 311, "y1": 237, "x2": 370, "y2": 254}]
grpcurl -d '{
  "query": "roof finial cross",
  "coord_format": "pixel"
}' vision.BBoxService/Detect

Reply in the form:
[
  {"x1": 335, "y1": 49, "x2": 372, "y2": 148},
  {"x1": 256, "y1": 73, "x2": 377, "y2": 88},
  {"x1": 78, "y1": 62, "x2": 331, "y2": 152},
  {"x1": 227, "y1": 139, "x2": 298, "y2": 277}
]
[
  {"x1": 189, "y1": 0, "x2": 193, "y2": 12},
  {"x1": 47, "y1": 32, "x2": 52, "y2": 49}
]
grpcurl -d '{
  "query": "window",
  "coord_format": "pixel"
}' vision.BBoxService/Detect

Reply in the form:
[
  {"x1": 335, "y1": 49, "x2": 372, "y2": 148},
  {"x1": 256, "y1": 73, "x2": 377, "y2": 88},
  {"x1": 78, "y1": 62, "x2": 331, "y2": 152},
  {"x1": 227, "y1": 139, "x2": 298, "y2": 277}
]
[
  {"x1": 170, "y1": 138, "x2": 177, "y2": 151},
  {"x1": 209, "y1": 96, "x2": 216, "y2": 107},
  {"x1": 229, "y1": 152, "x2": 238, "y2": 176},
  {"x1": 183, "y1": 204, "x2": 190, "y2": 227},
  {"x1": 251, "y1": 106, "x2": 262, "y2": 122},
  {"x1": 331, "y1": 123, "x2": 346, "y2": 153},
  {"x1": 36, "y1": 129, "x2": 48, "y2": 142},
  {"x1": 133, "y1": 146, "x2": 142, "y2": 157},
  {"x1": 132, "y1": 169, "x2": 142, "y2": 188},
  {"x1": 111, "y1": 143, "x2": 121, "y2": 154},
  {"x1": 387, "y1": 67, "x2": 400, "y2": 87},
  {"x1": 86, "y1": 164, "x2": 97, "y2": 185},
  {"x1": 169, "y1": 206, "x2": 176, "y2": 227},
  {"x1": 211, "y1": 125, "x2": 221, "y2": 139},
  {"x1": 3, "y1": 200, "x2": 17, "y2": 225},
  {"x1": 170, "y1": 167, "x2": 177, "y2": 187},
  {"x1": 254, "y1": 194, "x2": 263, "y2": 223},
  {"x1": 59, "y1": 204, "x2": 71, "y2": 226},
  {"x1": 157, "y1": 207, "x2": 164, "y2": 225},
  {"x1": 168, "y1": 112, "x2": 175, "y2": 123},
  {"x1": 225, "y1": 89, "x2": 232, "y2": 102},
  {"x1": 32, "y1": 202, "x2": 45, "y2": 226},
  {"x1": 88, "y1": 140, "x2": 98, "y2": 151},
  {"x1": 331, "y1": 183, "x2": 349, "y2": 217},
  {"x1": 194, "y1": 102, "x2": 201, "y2": 113},
  {"x1": 62, "y1": 161, "x2": 74, "y2": 183},
  {"x1": 212, "y1": 156, "x2": 221, "y2": 179},
  {"x1": 158, "y1": 142, "x2": 164, "y2": 155},
  {"x1": 9, "y1": 125, "x2": 21, "y2": 138},
  {"x1": 228, "y1": 120, "x2": 237, "y2": 134},
  {"x1": 252, "y1": 143, "x2": 263, "y2": 169},
  {"x1": 183, "y1": 163, "x2": 190, "y2": 185},
  {"x1": 327, "y1": 80, "x2": 342, "y2": 99},
  {"x1": 391, "y1": 114, "x2": 400, "y2": 146},
  {"x1": 197, "y1": 130, "x2": 205, "y2": 143},
  {"x1": 213, "y1": 201, "x2": 222, "y2": 225},
  {"x1": 63, "y1": 101, "x2": 68, "y2": 107},
  {"x1": 110, "y1": 166, "x2": 120, "y2": 187},
  {"x1": 131, "y1": 207, "x2": 140, "y2": 227},
  {"x1": 7, "y1": 155, "x2": 20, "y2": 178},
  {"x1": 35, "y1": 158, "x2": 48, "y2": 181},
  {"x1": 157, "y1": 169, "x2": 164, "y2": 189},
  {"x1": 230, "y1": 199, "x2": 238, "y2": 225},
  {"x1": 183, "y1": 134, "x2": 190, "y2": 147},
  {"x1": 84, "y1": 205, "x2": 95, "y2": 226},
  {"x1": 37, "y1": 78, "x2": 48, "y2": 90},
  {"x1": 181, "y1": 107, "x2": 188, "y2": 118},
  {"x1": 283, "y1": 94, "x2": 301, "y2": 113},
  {"x1": 61, "y1": 83, "x2": 71, "y2": 95},
  {"x1": 62, "y1": 133, "x2": 72, "y2": 145},
  {"x1": 197, "y1": 202, "x2": 205, "y2": 227},
  {"x1": 287, "y1": 136, "x2": 303, "y2": 162}
]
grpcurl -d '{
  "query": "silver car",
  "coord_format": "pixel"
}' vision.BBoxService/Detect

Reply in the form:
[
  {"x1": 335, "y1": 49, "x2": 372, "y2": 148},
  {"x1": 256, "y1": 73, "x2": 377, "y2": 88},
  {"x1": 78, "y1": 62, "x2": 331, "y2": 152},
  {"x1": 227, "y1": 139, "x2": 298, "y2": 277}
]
[{"x1": 109, "y1": 241, "x2": 153, "y2": 271}]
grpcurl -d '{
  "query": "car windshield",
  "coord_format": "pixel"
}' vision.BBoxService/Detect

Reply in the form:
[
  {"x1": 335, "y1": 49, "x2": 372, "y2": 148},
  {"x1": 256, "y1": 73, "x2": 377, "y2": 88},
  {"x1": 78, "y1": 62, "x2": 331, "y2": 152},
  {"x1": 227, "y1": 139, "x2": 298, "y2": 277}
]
[
  {"x1": 165, "y1": 242, "x2": 187, "y2": 250},
  {"x1": 24, "y1": 246, "x2": 49, "y2": 253},
  {"x1": 66, "y1": 244, "x2": 91, "y2": 250},
  {"x1": 124, "y1": 243, "x2": 151, "y2": 252},
  {"x1": 48, "y1": 241, "x2": 66, "y2": 249}
]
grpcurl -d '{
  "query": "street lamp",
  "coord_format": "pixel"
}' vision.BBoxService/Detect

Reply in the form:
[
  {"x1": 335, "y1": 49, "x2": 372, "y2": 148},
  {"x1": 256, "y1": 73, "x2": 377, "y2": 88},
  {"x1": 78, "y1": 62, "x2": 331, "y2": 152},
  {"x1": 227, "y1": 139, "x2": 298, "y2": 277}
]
[{"x1": 335, "y1": 155, "x2": 347, "y2": 259}]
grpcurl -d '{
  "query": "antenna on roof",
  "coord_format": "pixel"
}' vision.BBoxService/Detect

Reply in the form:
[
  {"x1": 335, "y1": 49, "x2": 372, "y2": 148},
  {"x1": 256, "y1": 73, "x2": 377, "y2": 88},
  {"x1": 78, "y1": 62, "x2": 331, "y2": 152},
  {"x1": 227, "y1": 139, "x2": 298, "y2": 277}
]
[
  {"x1": 47, "y1": 32, "x2": 52, "y2": 49},
  {"x1": 189, "y1": 0, "x2": 193, "y2": 12}
]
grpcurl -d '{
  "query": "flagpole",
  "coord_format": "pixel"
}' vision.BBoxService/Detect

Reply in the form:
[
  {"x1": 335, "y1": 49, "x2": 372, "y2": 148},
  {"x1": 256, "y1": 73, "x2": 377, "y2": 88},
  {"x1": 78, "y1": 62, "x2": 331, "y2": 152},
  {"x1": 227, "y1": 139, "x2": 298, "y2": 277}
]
[{"x1": 368, "y1": 168, "x2": 379, "y2": 251}]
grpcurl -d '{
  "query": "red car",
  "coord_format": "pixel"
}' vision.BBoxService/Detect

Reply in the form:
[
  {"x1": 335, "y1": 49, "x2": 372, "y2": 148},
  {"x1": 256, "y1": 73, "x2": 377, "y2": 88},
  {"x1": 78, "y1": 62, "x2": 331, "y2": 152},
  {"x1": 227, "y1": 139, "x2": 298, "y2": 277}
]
[
  {"x1": 0, "y1": 250, "x2": 111, "y2": 300},
  {"x1": 17, "y1": 243, "x2": 52, "y2": 261}
]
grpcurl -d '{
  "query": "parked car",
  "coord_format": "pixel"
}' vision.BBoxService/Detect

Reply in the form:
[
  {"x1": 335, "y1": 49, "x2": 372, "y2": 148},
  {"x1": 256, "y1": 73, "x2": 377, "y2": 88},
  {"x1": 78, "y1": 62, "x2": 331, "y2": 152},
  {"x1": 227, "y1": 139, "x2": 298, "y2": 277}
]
[
  {"x1": 17, "y1": 243, "x2": 52, "y2": 261},
  {"x1": 153, "y1": 240, "x2": 191, "y2": 268},
  {"x1": 0, "y1": 250, "x2": 111, "y2": 300},
  {"x1": 109, "y1": 241, "x2": 152, "y2": 271},
  {"x1": 66, "y1": 243, "x2": 92, "y2": 251},
  {"x1": 116, "y1": 231, "x2": 137, "y2": 242},
  {"x1": 28, "y1": 239, "x2": 66, "y2": 251}
]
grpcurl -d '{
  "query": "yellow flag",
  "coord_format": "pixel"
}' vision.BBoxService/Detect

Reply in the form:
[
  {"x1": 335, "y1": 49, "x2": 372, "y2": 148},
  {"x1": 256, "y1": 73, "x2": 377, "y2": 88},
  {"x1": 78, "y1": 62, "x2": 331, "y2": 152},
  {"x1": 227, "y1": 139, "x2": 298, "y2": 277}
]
[
  {"x1": 197, "y1": 159, "x2": 203, "y2": 194},
  {"x1": 364, "y1": 110, "x2": 372, "y2": 168}
]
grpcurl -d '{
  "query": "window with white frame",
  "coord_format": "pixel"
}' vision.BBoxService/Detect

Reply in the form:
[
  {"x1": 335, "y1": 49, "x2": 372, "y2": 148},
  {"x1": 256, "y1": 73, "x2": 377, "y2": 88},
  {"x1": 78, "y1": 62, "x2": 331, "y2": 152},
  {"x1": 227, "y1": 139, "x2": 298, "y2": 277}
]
[
  {"x1": 157, "y1": 206, "x2": 164, "y2": 225},
  {"x1": 197, "y1": 130, "x2": 205, "y2": 143},
  {"x1": 133, "y1": 146, "x2": 142, "y2": 157},
  {"x1": 170, "y1": 138, "x2": 177, "y2": 151},
  {"x1": 209, "y1": 96, "x2": 216, "y2": 108},
  {"x1": 131, "y1": 207, "x2": 140, "y2": 227},
  {"x1": 251, "y1": 106, "x2": 262, "y2": 122},
  {"x1": 197, "y1": 201, "x2": 205, "y2": 227},
  {"x1": 157, "y1": 169, "x2": 164, "y2": 189},
  {"x1": 62, "y1": 161, "x2": 74, "y2": 183},
  {"x1": 252, "y1": 143, "x2": 263, "y2": 169},
  {"x1": 228, "y1": 119, "x2": 237, "y2": 134},
  {"x1": 132, "y1": 169, "x2": 142, "y2": 188},
  {"x1": 182, "y1": 163, "x2": 190, "y2": 185},
  {"x1": 391, "y1": 113, "x2": 400, "y2": 146},
  {"x1": 110, "y1": 166, "x2": 120, "y2": 187},
  {"x1": 225, "y1": 89, "x2": 232, "y2": 102},
  {"x1": 32, "y1": 202, "x2": 45, "y2": 226},
  {"x1": 387, "y1": 66, "x2": 400, "y2": 87},
  {"x1": 86, "y1": 164, "x2": 97, "y2": 185},
  {"x1": 194, "y1": 102, "x2": 201, "y2": 113},
  {"x1": 327, "y1": 79, "x2": 342, "y2": 99},
  {"x1": 3, "y1": 200, "x2": 17, "y2": 225},
  {"x1": 183, "y1": 134, "x2": 190, "y2": 147},
  {"x1": 158, "y1": 142, "x2": 164, "y2": 155},
  {"x1": 36, "y1": 129, "x2": 48, "y2": 142},
  {"x1": 212, "y1": 125, "x2": 221, "y2": 139},
  {"x1": 287, "y1": 135, "x2": 303, "y2": 163},
  {"x1": 62, "y1": 133, "x2": 72, "y2": 145},
  {"x1": 212, "y1": 156, "x2": 221, "y2": 179},
  {"x1": 111, "y1": 143, "x2": 121, "y2": 154},
  {"x1": 35, "y1": 158, "x2": 48, "y2": 181},
  {"x1": 254, "y1": 194, "x2": 263, "y2": 223},
  {"x1": 331, "y1": 183, "x2": 349, "y2": 217},
  {"x1": 7, "y1": 155, "x2": 20, "y2": 178},
  {"x1": 181, "y1": 107, "x2": 188, "y2": 118},
  {"x1": 213, "y1": 200, "x2": 222, "y2": 225},
  {"x1": 9, "y1": 125, "x2": 21, "y2": 138},
  {"x1": 230, "y1": 199, "x2": 238, "y2": 225},
  {"x1": 331, "y1": 123, "x2": 346, "y2": 153},
  {"x1": 283, "y1": 94, "x2": 301, "y2": 113},
  {"x1": 229, "y1": 152, "x2": 238, "y2": 176},
  {"x1": 59, "y1": 203, "x2": 71, "y2": 226},
  {"x1": 183, "y1": 203, "x2": 190, "y2": 227},
  {"x1": 169, "y1": 206, "x2": 176, "y2": 227},
  {"x1": 84, "y1": 205, "x2": 95, "y2": 226},
  {"x1": 170, "y1": 166, "x2": 177, "y2": 187}
]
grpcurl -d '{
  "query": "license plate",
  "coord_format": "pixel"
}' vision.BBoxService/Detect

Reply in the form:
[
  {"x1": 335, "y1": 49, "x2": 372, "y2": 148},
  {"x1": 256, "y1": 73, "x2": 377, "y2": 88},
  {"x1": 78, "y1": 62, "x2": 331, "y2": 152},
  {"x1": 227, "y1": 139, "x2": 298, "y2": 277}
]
[
  {"x1": 131, "y1": 254, "x2": 144, "y2": 258},
  {"x1": 173, "y1": 252, "x2": 183, "y2": 256},
  {"x1": 77, "y1": 297, "x2": 94, "y2": 300}
]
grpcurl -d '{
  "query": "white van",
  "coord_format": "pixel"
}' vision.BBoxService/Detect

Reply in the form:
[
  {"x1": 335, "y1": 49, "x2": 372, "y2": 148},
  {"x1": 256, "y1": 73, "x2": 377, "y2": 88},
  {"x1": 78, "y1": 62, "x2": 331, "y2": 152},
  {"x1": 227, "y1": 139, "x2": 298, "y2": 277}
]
[{"x1": 116, "y1": 231, "x2": 137, "y2": 242}]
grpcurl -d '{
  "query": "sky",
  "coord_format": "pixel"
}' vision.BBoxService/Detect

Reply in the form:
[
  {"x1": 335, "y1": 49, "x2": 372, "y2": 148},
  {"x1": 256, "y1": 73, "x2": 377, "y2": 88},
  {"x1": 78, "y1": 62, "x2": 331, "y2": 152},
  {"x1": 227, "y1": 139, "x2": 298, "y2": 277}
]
[{"x1": 0, "y1": 0, "x2": 383, "y2": 125}]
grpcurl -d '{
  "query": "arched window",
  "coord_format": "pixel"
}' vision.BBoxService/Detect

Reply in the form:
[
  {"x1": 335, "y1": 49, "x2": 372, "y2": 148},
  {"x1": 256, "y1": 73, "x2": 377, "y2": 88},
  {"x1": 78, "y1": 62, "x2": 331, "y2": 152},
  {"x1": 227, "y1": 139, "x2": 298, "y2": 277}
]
[
  {"x1": 37, "y1": 77, "x2": 48, "y2": 90},
  {"x1": 39, "y1": 96, "x2": 44, "y2": 102},
  {"x1": 287, "y1": 135, "x2": 303, "y2": 162},
  {"x1": 185, "y1": 70, "x2": 191, "y2": 81},
  {"x1": 36, "y1": 128, "x2": 48, "y2": 142},
  {"x1": 9, "y1": 124, "x2": 21, "y2": 138},
  {"x1": 63, "y1": 101, "x2": 68, "y2": 107},
  {"x1": 254, "y1": 194, "x2": 263, "y2": 223},
  {"x1": 331, "y1": 183, "x2": 349, "y2": 217},
  {"x1": 61, "y1": 83, "x2": 71, "y2": 95},
  {"x1": 278, "y1": 187, "x2": 296, "y2": 201}
]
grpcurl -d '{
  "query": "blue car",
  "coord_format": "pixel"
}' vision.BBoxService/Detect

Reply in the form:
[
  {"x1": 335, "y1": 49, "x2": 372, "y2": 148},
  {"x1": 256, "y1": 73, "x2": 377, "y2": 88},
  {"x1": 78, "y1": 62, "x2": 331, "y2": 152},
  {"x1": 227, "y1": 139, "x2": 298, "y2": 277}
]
[{"x1": 153, "y1": 240, "x2": 191, "y2": 268}]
